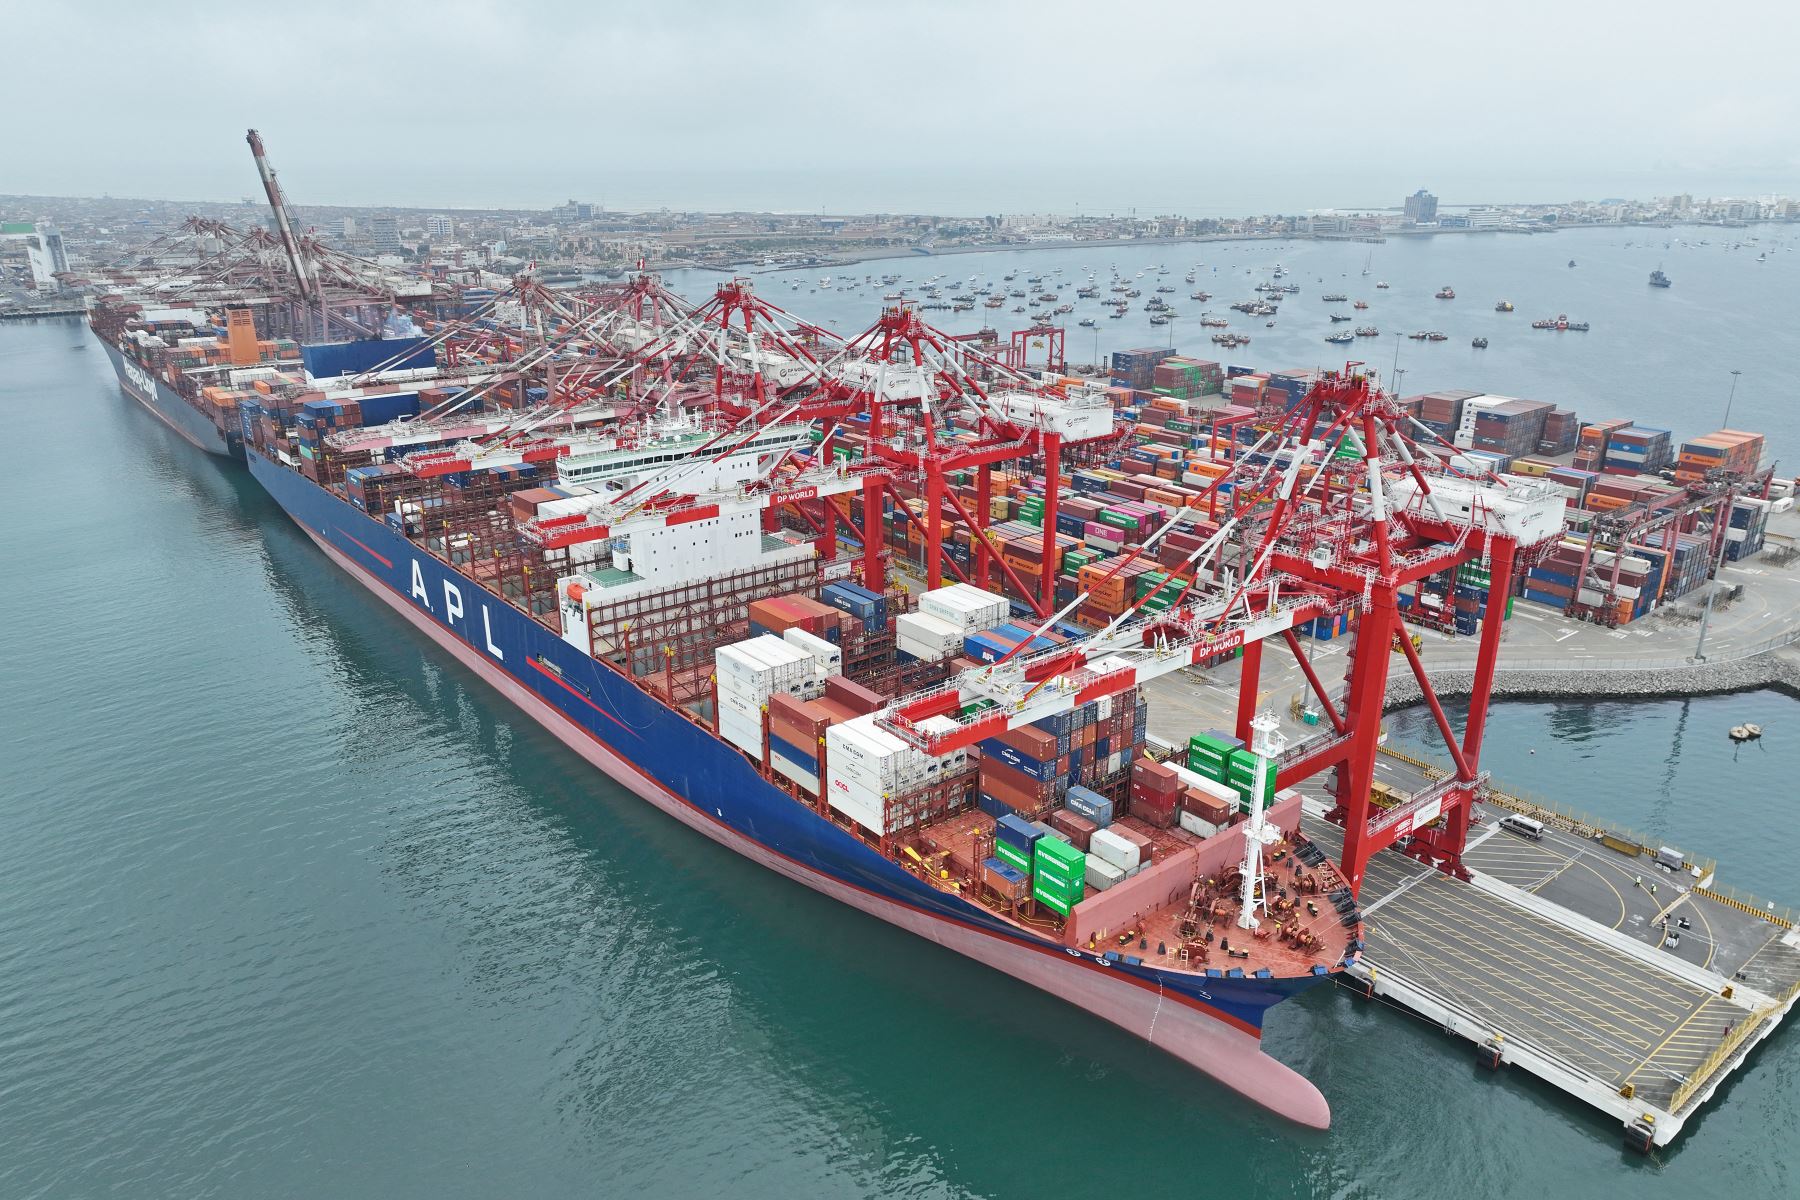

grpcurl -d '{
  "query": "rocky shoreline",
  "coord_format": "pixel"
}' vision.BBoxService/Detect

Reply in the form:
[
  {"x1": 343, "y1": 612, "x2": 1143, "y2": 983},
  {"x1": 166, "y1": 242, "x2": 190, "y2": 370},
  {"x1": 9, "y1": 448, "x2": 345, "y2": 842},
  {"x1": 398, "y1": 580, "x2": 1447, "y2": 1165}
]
[{"x1": 1384, "y1": 650, "x2": 1800, "y2": 710}]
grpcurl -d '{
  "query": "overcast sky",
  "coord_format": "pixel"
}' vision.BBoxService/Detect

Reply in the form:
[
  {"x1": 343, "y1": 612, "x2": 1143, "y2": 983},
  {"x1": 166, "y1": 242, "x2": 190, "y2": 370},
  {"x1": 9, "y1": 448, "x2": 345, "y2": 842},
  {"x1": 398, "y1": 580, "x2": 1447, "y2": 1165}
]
[{"x1": 8, "y1": 0, "x2": 1797, "y2": 214}]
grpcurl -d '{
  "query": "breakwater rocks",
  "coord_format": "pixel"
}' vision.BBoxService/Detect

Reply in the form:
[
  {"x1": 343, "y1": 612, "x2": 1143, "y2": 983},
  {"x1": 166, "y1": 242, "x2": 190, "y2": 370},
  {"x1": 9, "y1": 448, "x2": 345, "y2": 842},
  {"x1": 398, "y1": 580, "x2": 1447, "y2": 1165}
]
[{"x1": 1384, "y1": 651, "x2": 1800, "y2": 709}]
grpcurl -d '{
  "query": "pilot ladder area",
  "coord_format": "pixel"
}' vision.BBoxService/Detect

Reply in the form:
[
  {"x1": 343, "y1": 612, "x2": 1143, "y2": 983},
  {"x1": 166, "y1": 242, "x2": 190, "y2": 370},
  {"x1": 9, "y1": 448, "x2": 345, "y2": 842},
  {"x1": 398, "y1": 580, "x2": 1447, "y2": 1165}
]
[{"x1": 1302, "y1": 754, "x2": 1800, "y2": 1150}]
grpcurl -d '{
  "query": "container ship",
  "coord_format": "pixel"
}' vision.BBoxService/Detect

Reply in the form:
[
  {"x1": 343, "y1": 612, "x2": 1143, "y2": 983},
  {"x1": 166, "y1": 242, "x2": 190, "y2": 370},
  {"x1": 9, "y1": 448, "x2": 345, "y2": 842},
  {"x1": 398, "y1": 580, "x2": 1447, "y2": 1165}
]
[
  {"x1": 220, "y1": 324, "x2": 1364, "y2": 1127},
  {"x1": 75, "y1": 139, "x2": 1366, "y2": 1119},
  {"x1": 82, "y1": 170, "x2": 456, "y2": 461},
  {"x1": 79, "y1": 186, "x2": 1364, "y2": 1121},
  {"x1": 87, "y1": 298, "x2": 438, "y2": 460}
]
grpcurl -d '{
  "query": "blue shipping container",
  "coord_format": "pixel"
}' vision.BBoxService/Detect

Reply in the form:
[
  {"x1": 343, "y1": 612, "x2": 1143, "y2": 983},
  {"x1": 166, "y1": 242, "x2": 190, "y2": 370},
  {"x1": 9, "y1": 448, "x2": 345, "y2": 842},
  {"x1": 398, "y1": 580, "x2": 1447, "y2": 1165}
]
[
  {"x1": 300, "y1": 336, "x2": 436, "y2": 379},
  {"x1": 1065, "y1": 786, "x2": 1114, "y2": 828},
  {"x1": 983, "y1": 857, "x2": 1028, "y2": 887},
  {"x1": 358, "y1": 392, "x2": 421, "y2": 425},
  {"x1": 768, "y1": 733, "x2": 816, "y2": 770},
  {"x1": 996, "y1": 813, "x2": 1041, "y2": 852},
  {"x1": 978, "y1": 739, "x2": 1058, "y2": 782}
]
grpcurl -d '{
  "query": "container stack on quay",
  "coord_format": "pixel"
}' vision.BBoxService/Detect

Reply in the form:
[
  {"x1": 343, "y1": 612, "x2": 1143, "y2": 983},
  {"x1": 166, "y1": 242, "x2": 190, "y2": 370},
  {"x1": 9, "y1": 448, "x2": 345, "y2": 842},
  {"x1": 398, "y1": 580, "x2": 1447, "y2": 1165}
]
[
  {"x1": 1537, "y1": 407, "x2": 1581, "y2": 455},
  {"x1": 1727, "y1": 495, "x2": 1771, "y2": 562},
  {"x1": 1108, "y1": 346, "x2": 1177, "y2": 391},
  {"x1": 1455, "y1": 395, "x2": 1558, "y2": 468},
  {"x1": 1676, "y1": 430, "x2": 1765, "y2": 484},
  {"x1": 1414, "y1": 389, "x2": 1483, "y2": 443},
  {"x1": 846, "y1": 346, "x2": 1783, "y2": 639},
  {"x1": 1148, "y1": 355, "x2": 1225, "y2": 401},
  {"x1": 1573, "y1": 419, "x2": 1630, "y2": 472},
  {"x1": 1601, "y1": 426, "x2": 1674, "y2": 475}
]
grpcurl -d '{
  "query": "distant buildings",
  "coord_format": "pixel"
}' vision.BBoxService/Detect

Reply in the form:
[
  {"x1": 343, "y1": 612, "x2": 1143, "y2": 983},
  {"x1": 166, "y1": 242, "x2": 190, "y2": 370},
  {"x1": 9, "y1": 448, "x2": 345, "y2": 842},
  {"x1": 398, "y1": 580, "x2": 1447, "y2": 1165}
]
[
  {"x1": 369, "y1": 215, "x2": 401, "y2": 254},
  {"x1": 0, "y1": 221, "x2": 69, "y2": 290},
  {"x1": 549, "y1": 200, "x2": 597, "y2": 223},
  {"x1": 1404, "y1": 189, "x2": 1438, "y2": 224},
  {"x1": 424, "y1": 214, "x2": 454, "y2": 240}
]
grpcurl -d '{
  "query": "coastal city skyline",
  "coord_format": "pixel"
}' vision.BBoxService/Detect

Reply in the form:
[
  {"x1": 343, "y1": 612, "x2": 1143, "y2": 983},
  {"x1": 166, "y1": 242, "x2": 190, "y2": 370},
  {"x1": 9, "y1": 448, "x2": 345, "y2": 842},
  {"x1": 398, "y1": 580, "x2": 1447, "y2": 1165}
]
[{"x1": 6, "y1": 183, "x2": 1795, "y2": 288}]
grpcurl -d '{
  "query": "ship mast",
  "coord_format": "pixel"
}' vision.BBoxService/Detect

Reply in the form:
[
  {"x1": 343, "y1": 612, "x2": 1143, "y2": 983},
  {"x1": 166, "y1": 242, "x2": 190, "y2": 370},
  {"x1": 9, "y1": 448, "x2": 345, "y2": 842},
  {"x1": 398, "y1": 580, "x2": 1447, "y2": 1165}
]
[{"x1": 1237, "y1": 710, "x2": 1286, "y2": 930}]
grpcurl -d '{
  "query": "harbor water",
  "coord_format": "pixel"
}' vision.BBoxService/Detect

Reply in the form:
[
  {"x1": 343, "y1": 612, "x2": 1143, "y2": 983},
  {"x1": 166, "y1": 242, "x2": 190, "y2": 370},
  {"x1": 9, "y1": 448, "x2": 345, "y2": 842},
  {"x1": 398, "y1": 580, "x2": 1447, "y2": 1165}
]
[
  {"x1": 666, "y1": 221, "x2": 1799, "y2": 463},
  {"x1": 1, "y1": 292, "x2": 1796, "y2": 1197}
]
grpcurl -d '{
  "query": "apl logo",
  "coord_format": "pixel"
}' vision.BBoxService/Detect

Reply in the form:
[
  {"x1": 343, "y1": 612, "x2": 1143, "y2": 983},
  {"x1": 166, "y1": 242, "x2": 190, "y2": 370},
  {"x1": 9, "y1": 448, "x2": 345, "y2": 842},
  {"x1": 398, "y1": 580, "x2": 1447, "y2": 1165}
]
[
  {"x1": 409, "y1": 559, "x2": 507, "y2": 663},
  {"x1": 123, "y1": 359, "x2": 156, "y2": 397}
]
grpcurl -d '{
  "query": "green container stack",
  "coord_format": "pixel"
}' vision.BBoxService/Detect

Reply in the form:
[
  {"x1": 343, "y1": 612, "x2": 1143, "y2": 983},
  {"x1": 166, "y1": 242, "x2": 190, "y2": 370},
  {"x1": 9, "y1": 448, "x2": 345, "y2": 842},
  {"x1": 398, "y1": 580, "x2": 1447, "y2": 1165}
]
[
  {"x1": 1456, "y1": 562, "x2": 1491, "y2": 589},
  {"x1": 1032, "y1": 837, "x2": 1087, "y2": 915},
  {"x1": 1186, "y1": 732, "x2": 1237, "y2": 780},
  {"x1": 1226, "y1": 748, "x2": 1277, "y2": 814},
  {"x1": 1019, "y1": 496, "x2": 1045, "y2": 527},
  {"x1": 1063, "y1": 548, "x2": 1099, "y2": 573},
  {"x1": 1133, "y1": 572, "x2": 1186, "y2": 613},
  {"x1": 996, "y1": 838, "x2": 1032, "y2": 874}
]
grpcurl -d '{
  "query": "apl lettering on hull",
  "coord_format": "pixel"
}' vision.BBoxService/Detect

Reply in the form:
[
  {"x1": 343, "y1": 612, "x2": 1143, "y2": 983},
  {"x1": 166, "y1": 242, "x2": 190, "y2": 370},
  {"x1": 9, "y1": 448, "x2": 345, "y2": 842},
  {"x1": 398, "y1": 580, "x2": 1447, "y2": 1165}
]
[{"x1": 408, "y1": 557, "x2": 506, "y2": 661}]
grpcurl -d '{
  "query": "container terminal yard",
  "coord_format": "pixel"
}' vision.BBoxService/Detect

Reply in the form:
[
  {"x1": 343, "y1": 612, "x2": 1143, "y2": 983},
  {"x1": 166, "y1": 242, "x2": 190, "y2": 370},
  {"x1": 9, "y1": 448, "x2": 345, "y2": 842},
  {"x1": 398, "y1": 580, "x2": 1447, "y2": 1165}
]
[{"x1": 71, "y1": 133, "x2": 1799, "y2": 1151}]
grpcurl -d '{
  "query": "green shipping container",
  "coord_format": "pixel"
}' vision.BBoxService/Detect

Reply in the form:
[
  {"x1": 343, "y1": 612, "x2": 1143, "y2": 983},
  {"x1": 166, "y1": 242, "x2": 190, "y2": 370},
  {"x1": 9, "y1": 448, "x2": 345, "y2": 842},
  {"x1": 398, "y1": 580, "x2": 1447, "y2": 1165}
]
[
  {"x1": 1226, "y1": 748, "x2": 1267, "y2": 783},
  {"x1": 1186, "y1": 750, "x2": 1228, "y2": 780},
  {"x1": 1187, "y1": 733, "x2": 1236, "y2": 772},
  {"x1": 1228, "y1": 749, "x2": 1277, "y2": 811},
  {"x1": 1036, "y1": 881, "x2": 1072, "y2": 921},
  {"x1": 1035, "y1": 836, "x2": 1084, "y2": 875},
  {"x1": 996, "y1": 841, "x2": 1032, "y2": 873}
]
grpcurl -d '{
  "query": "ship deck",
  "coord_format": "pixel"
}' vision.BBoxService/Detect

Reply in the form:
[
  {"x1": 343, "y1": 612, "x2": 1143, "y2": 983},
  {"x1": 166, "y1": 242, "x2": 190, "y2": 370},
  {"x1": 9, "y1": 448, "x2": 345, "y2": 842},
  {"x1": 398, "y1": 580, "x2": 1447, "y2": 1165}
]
[{"x1": 909, "y1": 807, "x2": 1356, "y2": 980}]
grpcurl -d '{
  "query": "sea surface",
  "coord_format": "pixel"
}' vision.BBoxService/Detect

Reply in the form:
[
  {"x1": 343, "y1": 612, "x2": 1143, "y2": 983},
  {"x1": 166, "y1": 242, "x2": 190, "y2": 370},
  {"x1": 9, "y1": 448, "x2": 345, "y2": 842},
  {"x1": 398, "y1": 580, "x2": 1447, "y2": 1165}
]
[
  {"x1": 662, "y1": 221, "x2": 1800, "y2": 463},
  {"x1": 1, "y1": 251, "x2": 1797, "y2": 1198}
]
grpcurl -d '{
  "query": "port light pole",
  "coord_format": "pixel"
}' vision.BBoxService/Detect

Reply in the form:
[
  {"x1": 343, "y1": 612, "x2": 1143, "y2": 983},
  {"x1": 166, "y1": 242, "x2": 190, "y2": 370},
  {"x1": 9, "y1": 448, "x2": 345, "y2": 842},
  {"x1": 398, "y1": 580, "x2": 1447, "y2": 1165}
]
[{"x1": 1697, "y1": 370, "x2": 1742, "y2": 662}]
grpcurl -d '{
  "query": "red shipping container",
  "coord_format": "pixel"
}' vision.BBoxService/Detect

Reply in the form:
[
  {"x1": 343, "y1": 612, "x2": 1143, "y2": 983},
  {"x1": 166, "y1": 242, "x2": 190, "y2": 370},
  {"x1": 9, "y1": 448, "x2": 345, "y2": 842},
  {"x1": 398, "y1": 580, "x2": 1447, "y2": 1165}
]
[
  {"x1": 813, "y1": 698, "x2": 859, "y2": 725},
  {"x1": 824, "y1": 675, "x2": 885, "y2": 715},
  {"x1": 981, "y1": 756, "x2": 1057, "y2": 801},
  {"x1": 1180, "y1": 789, "x2": 1231, "y2": 827},
  {"x1": 1131, "y1": 758, "x2": 1181, "y2": 796},
  {"x1": 980, "y1": 764, "x2": 1053, "y2": 813},
  {"x1": 1132, "y1": 791, "x2": 1177, "y2": 829},
  {"x1": 996, "y1": 723, "x2": 1059, "y2": 761},
  {"x1": 1049, "y1": 809, "x2": 1097, "y2": 850},
  {"x1": 769, "y1": 693, "x2": 831, "y2": 746}
]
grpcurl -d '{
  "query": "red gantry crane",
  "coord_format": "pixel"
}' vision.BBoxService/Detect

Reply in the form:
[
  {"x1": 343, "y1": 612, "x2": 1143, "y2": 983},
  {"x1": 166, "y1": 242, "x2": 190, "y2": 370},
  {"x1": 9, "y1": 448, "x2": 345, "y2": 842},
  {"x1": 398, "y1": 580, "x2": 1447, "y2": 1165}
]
[{"x1": 868, "y1": 366, "x2": 1567, "y2": 898}]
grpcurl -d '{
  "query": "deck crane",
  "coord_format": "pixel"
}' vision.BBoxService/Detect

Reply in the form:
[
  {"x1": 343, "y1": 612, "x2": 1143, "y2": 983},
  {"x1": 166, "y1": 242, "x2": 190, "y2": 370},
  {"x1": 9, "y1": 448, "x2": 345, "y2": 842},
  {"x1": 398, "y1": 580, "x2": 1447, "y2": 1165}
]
[{"x1": 868, "y1": 366, "x2": 1567, "y2": 898}]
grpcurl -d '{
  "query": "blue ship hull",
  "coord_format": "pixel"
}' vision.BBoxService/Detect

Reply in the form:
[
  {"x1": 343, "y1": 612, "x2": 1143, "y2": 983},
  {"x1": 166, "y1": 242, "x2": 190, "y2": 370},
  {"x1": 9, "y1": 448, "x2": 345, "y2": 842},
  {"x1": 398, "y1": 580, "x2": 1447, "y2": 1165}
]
[
  {"x1": 246, "y1": 446, "x2": 1341, "y2": 1123},
  {"x1": 98, "y1": 336, "x2": 241, "y2": 459}
]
